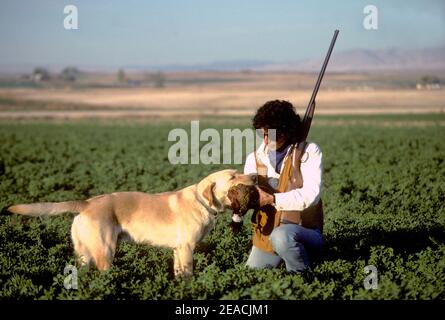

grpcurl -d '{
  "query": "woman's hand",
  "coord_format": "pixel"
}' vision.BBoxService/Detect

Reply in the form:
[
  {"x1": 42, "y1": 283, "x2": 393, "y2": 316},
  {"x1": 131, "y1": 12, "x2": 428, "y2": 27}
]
[{"x1": 255, "y1": 186, "x2": 274, "y2": 207}]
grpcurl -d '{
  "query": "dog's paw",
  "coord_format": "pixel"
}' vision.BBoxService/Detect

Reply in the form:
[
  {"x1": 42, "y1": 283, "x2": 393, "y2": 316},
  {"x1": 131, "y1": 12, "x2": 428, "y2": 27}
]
[
  {"x1": 174, "y1": 269, "x2": 193, "y2": 279},
  {"x1": 174, "y1": 265, "x2": 194, "y2": 278}
]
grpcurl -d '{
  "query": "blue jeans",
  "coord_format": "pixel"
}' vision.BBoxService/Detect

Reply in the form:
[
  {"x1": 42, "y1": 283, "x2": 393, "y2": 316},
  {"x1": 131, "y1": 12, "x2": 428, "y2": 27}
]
[{"x1": 246, "y1": 224, "x2": 324, "y2": 273}]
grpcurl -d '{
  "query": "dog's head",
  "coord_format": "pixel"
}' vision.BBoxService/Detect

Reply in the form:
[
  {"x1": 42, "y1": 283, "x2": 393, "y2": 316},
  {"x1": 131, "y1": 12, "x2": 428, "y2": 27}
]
[
  {"x1": 196, "y1": 169, "x2": 255, "y2": 214},
  {"x1": 226, "y1": 184, "x2": 260, "y2": 217}
]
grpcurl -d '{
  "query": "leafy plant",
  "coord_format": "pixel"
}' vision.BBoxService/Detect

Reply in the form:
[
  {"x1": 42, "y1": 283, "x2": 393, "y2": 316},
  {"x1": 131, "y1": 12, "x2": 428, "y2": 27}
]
[{"x1": 0, "y1": 116, "x2": 444, "y2": 300}]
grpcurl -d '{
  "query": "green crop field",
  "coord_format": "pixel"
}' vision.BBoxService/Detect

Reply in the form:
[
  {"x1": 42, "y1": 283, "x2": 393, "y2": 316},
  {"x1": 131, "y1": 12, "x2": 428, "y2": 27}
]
[{"x1": 0, "y1": 115, "x2": 444, "y2": 300}]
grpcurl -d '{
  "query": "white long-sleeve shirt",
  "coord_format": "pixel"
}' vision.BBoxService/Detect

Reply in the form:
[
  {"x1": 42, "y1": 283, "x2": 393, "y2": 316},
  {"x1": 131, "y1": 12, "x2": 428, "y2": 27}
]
[{"x1": 244, "y1": 142, "x2": 323, "y2": 211}]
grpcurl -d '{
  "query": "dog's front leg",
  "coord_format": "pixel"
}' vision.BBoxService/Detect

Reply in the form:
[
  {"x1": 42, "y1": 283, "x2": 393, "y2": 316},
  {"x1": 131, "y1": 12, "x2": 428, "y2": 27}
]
[{"x1": 173, "y1": 243, "x2": 195, "y2": 278}]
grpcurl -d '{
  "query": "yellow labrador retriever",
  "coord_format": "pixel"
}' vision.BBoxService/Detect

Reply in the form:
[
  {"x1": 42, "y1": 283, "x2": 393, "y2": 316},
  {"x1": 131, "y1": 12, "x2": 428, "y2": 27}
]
[{"x1": 7, "y1": 169, "x2": 254, "y2": 277}]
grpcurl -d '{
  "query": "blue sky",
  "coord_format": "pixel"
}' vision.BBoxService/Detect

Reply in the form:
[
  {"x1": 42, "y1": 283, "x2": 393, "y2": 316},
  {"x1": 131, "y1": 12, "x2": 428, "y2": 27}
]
[{"x1": 1, "y1": 0, "x2": 444, "y2": 68}]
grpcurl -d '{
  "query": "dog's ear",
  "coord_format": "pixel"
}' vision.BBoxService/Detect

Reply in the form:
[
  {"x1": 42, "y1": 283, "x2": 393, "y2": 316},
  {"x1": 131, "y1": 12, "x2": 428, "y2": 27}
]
[
  {"x1": 198, "y1": 180, "x2": 225, "y2": 212},
  {"x1": 202, "y1": 182, "x2": 216, "y2": 208},
  {"x1": 227, "y1": 187, "x2": 240, "y2": 215}
]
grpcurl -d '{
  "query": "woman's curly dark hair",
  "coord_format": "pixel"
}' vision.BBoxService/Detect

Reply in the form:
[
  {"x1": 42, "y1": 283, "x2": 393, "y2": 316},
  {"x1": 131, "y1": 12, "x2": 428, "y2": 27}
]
[{"x1": 252, "y1": 100, "x2": 303, "y2": 144}]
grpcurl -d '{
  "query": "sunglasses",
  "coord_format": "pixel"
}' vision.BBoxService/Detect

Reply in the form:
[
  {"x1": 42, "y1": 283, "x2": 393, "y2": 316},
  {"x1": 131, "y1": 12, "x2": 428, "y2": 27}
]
[{"x1": 260, "y1": 129, "x2": 284, "y2": 139}]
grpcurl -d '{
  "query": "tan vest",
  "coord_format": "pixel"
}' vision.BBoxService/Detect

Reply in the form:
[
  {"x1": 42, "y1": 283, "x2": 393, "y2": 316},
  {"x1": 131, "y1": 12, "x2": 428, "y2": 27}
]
[{"x1": 251, "y1": 142, "x2": 324, "y2": 254}]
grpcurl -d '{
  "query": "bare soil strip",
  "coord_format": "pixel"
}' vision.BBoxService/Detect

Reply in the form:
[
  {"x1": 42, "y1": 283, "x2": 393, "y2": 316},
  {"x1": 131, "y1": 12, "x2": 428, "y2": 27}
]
[{"x1": 0, "y1": 88, "x2": 444, "y2": 120}]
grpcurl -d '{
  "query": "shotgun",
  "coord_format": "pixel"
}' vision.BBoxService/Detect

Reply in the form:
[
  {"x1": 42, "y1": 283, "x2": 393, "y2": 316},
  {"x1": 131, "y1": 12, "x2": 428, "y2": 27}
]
[{"x1": 301, "y1": 29, "x2": 339, "y2": 141}]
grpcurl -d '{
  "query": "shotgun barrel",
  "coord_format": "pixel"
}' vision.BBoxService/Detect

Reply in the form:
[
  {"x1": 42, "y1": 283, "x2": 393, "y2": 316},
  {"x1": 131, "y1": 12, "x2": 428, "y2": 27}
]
[{"x1": 301, "y1": 29, "x2": 339, "y2": 141}]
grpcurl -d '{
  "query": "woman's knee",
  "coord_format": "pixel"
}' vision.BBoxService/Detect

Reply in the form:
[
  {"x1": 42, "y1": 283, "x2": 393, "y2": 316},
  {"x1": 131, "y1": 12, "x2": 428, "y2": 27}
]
[
  {"x1": 246, "y1": 246, "x2": 281, "y2": 269},
  {"x1": 270, "y1": 226, "x2": 296, "y2": 253}
]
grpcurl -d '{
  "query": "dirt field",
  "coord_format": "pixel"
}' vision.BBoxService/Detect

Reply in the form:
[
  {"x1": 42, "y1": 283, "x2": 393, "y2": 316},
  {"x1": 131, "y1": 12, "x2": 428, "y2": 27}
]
[{"x1": 0, "y1": 71, "x2": 444, "y2": 119}]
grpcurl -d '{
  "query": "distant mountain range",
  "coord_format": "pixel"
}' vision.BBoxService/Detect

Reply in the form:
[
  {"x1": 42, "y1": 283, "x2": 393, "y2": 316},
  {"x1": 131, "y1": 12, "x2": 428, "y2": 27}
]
[
  {"x1": 123, "y1": 60, "x2": 274, "y2": 73},
  {"x1": 136, "y1": 46, "x2": 445, "y2": 72},
  {"x1": 256, "y1": 46, "x2": 445, "y2": 72},
  {"x1": 1, "y1": 46, "x2": 445, "y2": 74}
]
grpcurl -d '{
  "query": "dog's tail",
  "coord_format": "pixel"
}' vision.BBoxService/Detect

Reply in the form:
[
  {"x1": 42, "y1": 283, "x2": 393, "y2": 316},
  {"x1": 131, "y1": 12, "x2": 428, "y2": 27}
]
[{"x1": 5, "y1": 200, "x2": 88, "y2": 217}]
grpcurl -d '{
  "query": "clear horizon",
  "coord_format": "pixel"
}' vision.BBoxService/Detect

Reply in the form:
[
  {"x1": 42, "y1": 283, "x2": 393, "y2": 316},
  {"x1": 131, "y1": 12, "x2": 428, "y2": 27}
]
[{"x1": 1, "y1": 0, "x2": 444, "y2": 69}]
